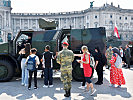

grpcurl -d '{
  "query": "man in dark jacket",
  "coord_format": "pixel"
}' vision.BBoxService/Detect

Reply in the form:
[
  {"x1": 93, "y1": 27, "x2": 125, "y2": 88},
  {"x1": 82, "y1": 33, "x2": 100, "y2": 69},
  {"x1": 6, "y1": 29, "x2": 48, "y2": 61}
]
[{"x1": 125, "y1": 45, "x2": 131, "y2": 69}]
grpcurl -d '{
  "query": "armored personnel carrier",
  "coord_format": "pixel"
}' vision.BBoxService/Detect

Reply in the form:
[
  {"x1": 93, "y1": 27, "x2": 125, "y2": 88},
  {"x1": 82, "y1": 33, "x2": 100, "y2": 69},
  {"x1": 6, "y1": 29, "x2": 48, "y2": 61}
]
[{"x1": 0, "y1": 19, "x2": 106, "y2": 81}]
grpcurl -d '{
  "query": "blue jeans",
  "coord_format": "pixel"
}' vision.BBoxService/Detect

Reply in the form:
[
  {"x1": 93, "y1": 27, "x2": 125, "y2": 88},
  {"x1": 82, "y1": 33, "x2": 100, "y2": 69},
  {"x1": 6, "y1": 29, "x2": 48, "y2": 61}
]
[
  {"x1": 85, "y1": 77, "x2": 92, "y2": 84},
  {"x1": 21, "y1": 58, "x2": 29, "y2": 85},
  {"x1": 44, "y1": 68, "x2": 53, "y2": 85}
]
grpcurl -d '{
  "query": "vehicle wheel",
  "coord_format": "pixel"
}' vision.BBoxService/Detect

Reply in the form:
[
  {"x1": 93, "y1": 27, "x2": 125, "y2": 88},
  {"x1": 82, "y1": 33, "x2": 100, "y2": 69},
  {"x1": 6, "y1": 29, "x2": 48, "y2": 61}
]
[
  {"x1": 0, "y1": 60, "x2": 14, "y2": 82},
  {"x1": 72, "y1": 60, "x2": 94, "y2": 82}
]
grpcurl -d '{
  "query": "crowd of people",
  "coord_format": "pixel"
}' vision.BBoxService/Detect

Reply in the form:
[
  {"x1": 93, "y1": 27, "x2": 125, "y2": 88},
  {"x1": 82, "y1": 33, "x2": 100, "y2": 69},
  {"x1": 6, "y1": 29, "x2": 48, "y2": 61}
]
[{"x1": 18, "y1": 42, "x2": 130, "y2": 97}]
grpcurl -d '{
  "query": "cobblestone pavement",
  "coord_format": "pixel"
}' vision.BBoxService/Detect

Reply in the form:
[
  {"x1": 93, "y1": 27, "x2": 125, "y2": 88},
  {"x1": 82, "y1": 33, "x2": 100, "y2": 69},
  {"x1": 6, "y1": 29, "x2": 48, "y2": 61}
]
[{"x1": 0, "y1": 67, "x2": 133, "y2": 100}]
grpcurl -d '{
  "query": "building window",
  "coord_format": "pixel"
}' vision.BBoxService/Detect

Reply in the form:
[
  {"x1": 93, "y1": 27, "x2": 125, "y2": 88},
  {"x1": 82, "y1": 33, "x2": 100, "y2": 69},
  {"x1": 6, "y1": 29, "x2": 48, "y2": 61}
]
[
  {"x1": 125, "y1": 17, "x2": 127, "y2": 20},
  {"x1": 109, "y1": 21, "x2": 113, "y2": 29},
  {"x1": 32, "y1": 27, "x2": 36, "y2": 30},
  {"x1": 94, "y1": 22, "x2": 98, "y2": 28},
  {"x1": 87, "y1": 23, "x2": 89, "y2": 28},
  {"x1": 110, "y1": 15, "x2": 112, "y2": 18},
  {"x1": 16, "y1": 27, "x2": 20, "y2": 32},
  {"x1": 119, "y1": 17, "x2": 121, "y2": 20},
  {"x1": 131, "y1": 17, "x2": 133, "y2": 20},
  {"x1": 24, "y1": 27, "x2": 28, "y2": 30},
  {"x1": 95, "y1": 16, "x2": 97, "y2": 19}
]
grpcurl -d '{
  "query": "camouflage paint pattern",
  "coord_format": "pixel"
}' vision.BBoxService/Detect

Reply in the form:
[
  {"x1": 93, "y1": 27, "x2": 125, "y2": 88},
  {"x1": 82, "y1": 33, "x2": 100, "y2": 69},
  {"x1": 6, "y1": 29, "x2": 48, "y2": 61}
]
[
  {"x1": 106, "y1": 48, "x2": 113, "y2": 67},
  {"x1": 56, "y1": 48, "x2": 74, "y2": 90},
  {"x1": 70, "y1": 27, "x2": 106, "y2": 54}
]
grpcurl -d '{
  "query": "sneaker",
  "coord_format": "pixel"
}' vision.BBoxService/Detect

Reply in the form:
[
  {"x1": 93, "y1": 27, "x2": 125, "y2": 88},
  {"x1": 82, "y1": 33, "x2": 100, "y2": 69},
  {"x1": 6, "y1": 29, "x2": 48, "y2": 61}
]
[
  {"x1": 78, "y1": 86, "x2": 85, "y2": 89},
  {"x1": 43, "y1": 85, "x2": 48, "y2": 88},
  {"x1": 25, "y1": 84, "x2": 28, "y2": 87},
  {"x1": 28, "y1": 88, "x2": 31, "y2": 90},
  {"x1": 90, "y1": 88, "x2": 96, "y2": 96},
  {"x1": 21, "y1": 83, "x2": 24, "y2": 86},
  {"x1": 49, "y1": 85, "x2": 53, "y2": 88},
  {"x1": 34, "y1": 87, "x2": 38, "y2": 89}
]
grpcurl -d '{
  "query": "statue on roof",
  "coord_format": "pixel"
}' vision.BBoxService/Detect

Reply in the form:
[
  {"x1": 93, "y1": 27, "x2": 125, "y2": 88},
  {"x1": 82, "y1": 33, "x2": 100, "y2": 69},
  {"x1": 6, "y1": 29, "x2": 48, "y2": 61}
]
[{"x1": 90, "y1": 1, "x2": 94, "y2": 8}]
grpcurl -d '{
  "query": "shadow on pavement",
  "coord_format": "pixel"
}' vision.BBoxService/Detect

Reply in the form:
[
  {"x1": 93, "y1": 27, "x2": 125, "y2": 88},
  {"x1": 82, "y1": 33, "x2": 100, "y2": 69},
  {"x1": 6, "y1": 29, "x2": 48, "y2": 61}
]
[{"x1": 0, "y1": 75, "x2": 132, "y2": 100}]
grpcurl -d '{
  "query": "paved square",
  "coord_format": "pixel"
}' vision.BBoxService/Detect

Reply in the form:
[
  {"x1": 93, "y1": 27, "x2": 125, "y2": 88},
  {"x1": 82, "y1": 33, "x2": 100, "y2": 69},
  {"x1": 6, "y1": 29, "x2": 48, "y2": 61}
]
[{"x1": 0, "y1": 67, "x2": 133, "y2": 100}]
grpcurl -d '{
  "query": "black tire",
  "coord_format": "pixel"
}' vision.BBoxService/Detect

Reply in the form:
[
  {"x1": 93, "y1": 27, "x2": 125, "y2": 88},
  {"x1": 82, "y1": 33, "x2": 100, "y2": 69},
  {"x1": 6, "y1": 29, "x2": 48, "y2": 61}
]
[
  {"x1": 0, "y1": 60, "x2": 14, "y2": 82},
  {"x1": 72, "y1": 60, "x2": 94, "y2": 82}
]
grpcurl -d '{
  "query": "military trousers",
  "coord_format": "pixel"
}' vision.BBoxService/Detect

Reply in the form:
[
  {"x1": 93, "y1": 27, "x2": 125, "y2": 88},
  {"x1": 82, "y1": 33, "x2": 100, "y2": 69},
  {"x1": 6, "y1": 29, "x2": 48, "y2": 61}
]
[{"x1": 60, "y1": 69, "x2": 72, "y2": 91}]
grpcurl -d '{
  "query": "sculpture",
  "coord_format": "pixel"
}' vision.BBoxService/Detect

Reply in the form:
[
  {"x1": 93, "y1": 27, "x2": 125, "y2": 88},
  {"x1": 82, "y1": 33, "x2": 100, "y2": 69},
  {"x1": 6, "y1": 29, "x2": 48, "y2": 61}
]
[{"x1": 90, "y1": 1, "x2": 94, "y2": 8}]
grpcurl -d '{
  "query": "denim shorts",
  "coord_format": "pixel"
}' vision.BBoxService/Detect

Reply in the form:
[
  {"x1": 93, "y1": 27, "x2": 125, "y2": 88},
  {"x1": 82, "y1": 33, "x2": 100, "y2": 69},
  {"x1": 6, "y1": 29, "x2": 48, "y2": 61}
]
[{"x1": 85, "y1": 77, "x2": 92, "y2": 84}]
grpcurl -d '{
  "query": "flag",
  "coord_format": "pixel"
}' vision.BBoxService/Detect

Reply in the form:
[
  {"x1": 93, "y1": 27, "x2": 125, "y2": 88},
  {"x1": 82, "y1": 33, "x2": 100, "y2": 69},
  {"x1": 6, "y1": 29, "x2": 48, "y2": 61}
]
[{"x1": 114, "y1": 24, "x2": 120, "y2": 39}]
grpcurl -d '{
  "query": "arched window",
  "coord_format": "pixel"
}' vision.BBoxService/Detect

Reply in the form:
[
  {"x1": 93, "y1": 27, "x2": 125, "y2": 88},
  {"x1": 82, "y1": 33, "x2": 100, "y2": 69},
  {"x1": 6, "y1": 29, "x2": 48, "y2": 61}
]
[
  {"x1": 87, "y1": 23, "x2": 89, "y2": 28},
  {"x1": 124, "y1": 23, "x2": 128, "y2": 30},
  {"x1": 94, "y1": 22, "x2": 98, "y2": 28},
  {"x1": 109, "y1": 21, "x2": 113, "y2": 29}
]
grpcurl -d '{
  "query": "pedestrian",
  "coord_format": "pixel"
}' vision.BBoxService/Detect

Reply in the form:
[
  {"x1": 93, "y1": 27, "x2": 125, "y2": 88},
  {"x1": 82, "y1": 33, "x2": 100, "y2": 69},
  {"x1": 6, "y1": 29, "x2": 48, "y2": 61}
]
[
  {"x1": 125, "y1": 45, "x2": 131, "y2": 69},
  {"x1": 110, "y1": 47, "x2": 125, "y2": 87},
  {"x1": 19, "y1": 43, "x2": 31, "y2": 86},
  {"x1": 26, "y1": 48, "x2": 40, "y2": 90},
  {"x1": 74, "y1": 54, "x2": 86, "y2": 90},
  {"x1": 105, "y1": 45, "x2": 113, "y2": 69},
  {"x1": 42, "y1": 45, "x2": 54, "y2": 88},
  {"x1": 77, "y1": 46, "x2": 96, "y2": 96},
  {"x1": 56, "y1": 42, "x2": 74, "y2": 97},
  {"x1": 94, "y1": 47, "x2": 104, "y2": 85},
  {"x1": 119, "y1": 46, "x2": 126, "y2": 66}
]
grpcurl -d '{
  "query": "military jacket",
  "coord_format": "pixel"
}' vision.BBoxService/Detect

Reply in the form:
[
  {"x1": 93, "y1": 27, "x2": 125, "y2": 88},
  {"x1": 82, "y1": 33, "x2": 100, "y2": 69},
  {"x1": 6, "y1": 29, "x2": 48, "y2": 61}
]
[
  {"x1": 106, "y1": 48, "x2": 113, "y2": 59},
  {"x1": 56, "y1": 48, "x2": 74, "y2": 71}
]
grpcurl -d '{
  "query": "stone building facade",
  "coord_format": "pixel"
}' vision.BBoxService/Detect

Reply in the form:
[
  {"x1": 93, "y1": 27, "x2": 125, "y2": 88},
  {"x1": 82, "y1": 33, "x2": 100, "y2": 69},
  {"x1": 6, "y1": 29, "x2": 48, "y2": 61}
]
[{"x1": 0, "y1": 0, "x2": 133, "y2": 43}]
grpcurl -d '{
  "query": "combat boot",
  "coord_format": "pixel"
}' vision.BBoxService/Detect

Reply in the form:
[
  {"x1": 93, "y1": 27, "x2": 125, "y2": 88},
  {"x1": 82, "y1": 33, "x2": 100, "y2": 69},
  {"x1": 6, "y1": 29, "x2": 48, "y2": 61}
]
[
  {"x1": 68, "y1": 89, "x2": 71, "y2": 96},
  {"x1": 64, "y1": 90, "x2": 69, "y2": 97}
]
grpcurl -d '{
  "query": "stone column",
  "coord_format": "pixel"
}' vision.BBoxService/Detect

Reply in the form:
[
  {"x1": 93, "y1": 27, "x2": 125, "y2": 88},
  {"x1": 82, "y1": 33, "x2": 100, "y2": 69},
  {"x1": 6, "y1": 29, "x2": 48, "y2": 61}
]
[
  {"x1": 36, "y1": 19, "x2": 39, "y2": 31},
  {"x1": 28, "y1": 19, "x2": 30, "y2": 30},
  {"x1": 4, "y1": 11, "x2": 6, "y2": 28},
  {"x1": 20, "y1": 18, "x2": 21, "y2": 29},
  {"x1": 59, "y1": 18, "x2": 61, "y2": 29},
  {"x1": 8, "y1": 12, "x2": 11, "y2": 28}
]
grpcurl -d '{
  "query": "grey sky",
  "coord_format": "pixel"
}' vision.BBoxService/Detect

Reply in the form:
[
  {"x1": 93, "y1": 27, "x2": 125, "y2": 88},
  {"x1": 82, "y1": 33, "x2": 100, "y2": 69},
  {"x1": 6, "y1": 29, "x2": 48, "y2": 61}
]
[{"x1": 11, "y1": 0, "x2": 133, "y2": 13}]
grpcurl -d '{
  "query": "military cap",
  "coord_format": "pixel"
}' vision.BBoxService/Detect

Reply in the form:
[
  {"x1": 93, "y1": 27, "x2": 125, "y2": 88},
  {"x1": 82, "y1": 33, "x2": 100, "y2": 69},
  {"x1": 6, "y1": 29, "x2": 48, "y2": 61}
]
[{"x1": 63, "y1": 42, "x2": 69, "y2": 46}]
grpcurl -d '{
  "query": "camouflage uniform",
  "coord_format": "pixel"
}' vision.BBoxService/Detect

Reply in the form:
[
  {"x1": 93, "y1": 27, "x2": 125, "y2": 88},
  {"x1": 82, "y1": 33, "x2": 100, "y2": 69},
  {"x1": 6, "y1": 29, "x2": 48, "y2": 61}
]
[
  {"x1": 56, "y1": 48, "x2": 74, "y2": 91},
  {"x1": 106, "y1": 48, "x2": 113, "y2": 68}
]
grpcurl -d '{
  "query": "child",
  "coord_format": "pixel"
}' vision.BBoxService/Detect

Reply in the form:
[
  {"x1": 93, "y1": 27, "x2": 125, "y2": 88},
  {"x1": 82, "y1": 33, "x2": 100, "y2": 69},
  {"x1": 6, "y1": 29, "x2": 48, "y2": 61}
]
[
  {"x1": 26, "y1": 48, "x2": 40, "y2": 90},
  {"x1": 42, "y1": 45, "x2": 54, "y2": 88}
]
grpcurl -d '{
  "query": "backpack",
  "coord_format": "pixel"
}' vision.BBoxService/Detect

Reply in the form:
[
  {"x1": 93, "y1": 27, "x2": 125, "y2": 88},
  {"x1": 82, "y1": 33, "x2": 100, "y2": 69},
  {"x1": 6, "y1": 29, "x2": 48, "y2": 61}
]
[
  {"x1": 114, "y1": 53, "x2": 122, "y2": 69},
  {"x1": 90, "y1": 55, "x2": 95, "y2": 68},
  {"x1": 27, "y1": 56, "x2": 36, "y2": 71}
]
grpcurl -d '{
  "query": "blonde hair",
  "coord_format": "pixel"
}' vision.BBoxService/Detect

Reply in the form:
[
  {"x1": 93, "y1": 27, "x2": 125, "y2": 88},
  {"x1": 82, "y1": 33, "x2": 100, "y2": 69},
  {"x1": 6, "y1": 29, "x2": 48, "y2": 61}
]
[{"x1": 81, "y1": 46, "x2": 88, "y2": 53}]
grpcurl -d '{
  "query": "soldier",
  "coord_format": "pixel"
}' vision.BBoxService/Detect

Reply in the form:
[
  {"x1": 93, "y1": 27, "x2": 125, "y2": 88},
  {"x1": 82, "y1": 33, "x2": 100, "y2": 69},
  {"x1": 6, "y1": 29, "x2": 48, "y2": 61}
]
[
  {"x1": 56, "y1": 42, "x2": 74, "y2": 97},
  {"x1": 105, "y1": 45, "x2": 113, "y2": 69}
]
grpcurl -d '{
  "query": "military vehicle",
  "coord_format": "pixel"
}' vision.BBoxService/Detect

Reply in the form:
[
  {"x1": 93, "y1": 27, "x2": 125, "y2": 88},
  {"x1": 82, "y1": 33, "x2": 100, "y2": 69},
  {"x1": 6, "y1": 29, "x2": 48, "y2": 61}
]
[{"x1": 0, "y1": 19, "x2": 106, "y2": 82}]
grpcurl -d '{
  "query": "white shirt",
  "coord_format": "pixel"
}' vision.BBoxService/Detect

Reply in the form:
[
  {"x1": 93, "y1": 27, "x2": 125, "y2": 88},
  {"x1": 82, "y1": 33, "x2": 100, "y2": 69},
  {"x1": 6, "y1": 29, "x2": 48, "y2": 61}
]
[
  {"x1": 26, "y1": 54, "x2": 40, "y2": 68},
  {"x1": 120, "y1": 49, "x2": 123, "y2": 57}
]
